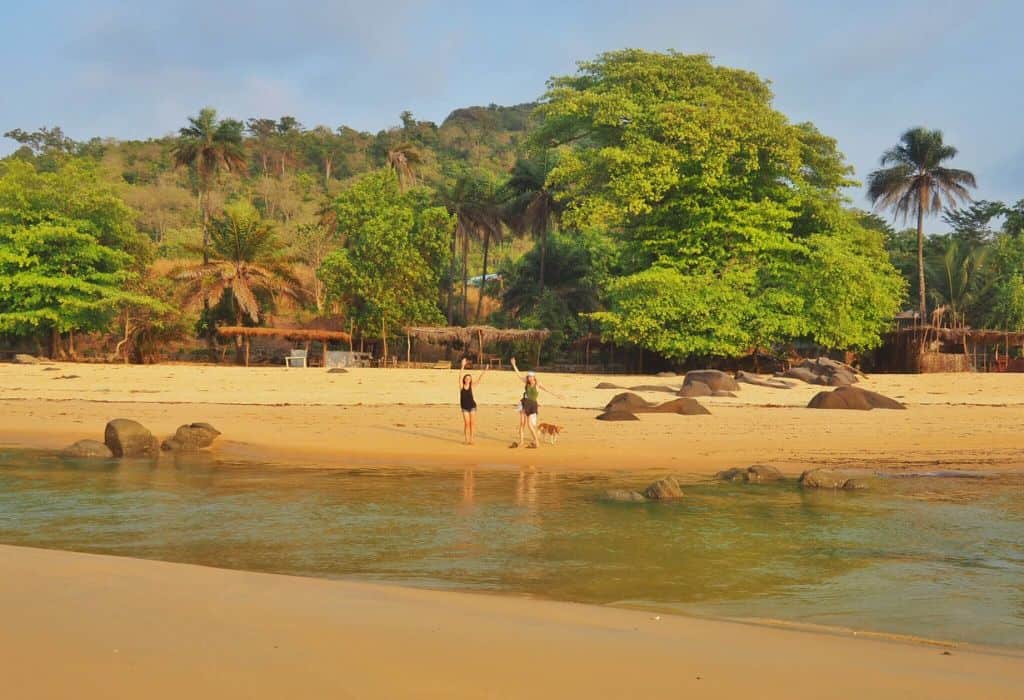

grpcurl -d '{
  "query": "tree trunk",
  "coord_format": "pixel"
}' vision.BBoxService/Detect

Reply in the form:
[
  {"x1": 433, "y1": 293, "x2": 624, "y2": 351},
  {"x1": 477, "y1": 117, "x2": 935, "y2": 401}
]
[
  {"x1": 447, "y1": 227, "x2": 457, "y2": 324},
  {"x1": 539, "y1": 225, "x2": 547, "y2": 292},
  {"x1": 324, "y1": 157, "x2": 332, "y2": 190},
  {"x1": 461, "y1": 227, "x2": 470, "y2": 322},
  {"x1": 381, "y1": 317, "x2": 388, "y2": 366},
  {"x1": 67, "y1": 330, "x2": 76, "y2": 360},
  {"x1": 917, "y1": 191, "x2": 927, "y2": 322},
  {"x1": 475, "y1": 231, "x2": 490, "y2": 321},
  {"x1": 200, "y1": 189, "x2": 218, "y2": 363},
  {"x1": 234, "y1": 306, "x2": 245, "y2": 365}
]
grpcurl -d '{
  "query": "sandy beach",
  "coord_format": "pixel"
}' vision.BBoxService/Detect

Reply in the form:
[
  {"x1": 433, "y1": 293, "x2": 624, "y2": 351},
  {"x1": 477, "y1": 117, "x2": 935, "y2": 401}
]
[
  {"x1": 2, "y1": 362, "x2": 1024, "y2": 474},
  {"x1": 0, "y1": 544, "x2": 1020, "y2": 700}
]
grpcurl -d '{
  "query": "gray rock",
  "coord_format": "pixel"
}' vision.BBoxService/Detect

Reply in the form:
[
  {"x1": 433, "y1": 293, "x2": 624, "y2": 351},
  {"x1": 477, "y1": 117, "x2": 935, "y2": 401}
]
[
  {"x1": 716, "y1": 467, "x2": 749, "y2": 482},
  {"x1": 327, "y1": 368, "x2": 348, "y2": 374},
  {"x1": 643, "y1": 476, "x2": 684, "y2": 500},
  {"x1": 711, "y1": 390, "x2": 737, "y2": 398},
  {"x1": 604, "y1": 489, "x2": 648, "y2": 502},
  {"x1": 104, "y1": 419, "x2": 159, "y2": 458},
  {"x1": 799, "y1": 468, "x2": 874, "y2": 489},
  {"x1": 807, "y1": 386, "x2": 906, "y2": 411},
  {"x1": 62, "y1": 439, "x2": 113, "y2": 458},
  {"x1": 678, "y1": 381, "x2": 713, "y2": 397},
  {"x1": 161, "y1": 423, "x2": 221, "y2": 452},
  {"x1": 736, "y1": 371, "x2": 793, "y2": 389},
  {"x1": 746, "y1": 464, "x2": 784, "y2": 482},
  {"x1": 656, "y1": 371, "x2": 677, "y2": 378},
  {"x1": 682, "y1": 370, "x2": 740, "y2": 393},
  {"x1": 605, "y1": 392, "x2": 656, "y2": 413},
  {"x1": 12, "y1": 353, "x2": 39, "y2": 364},
  {"x1": 842, "y1": 478, "x2": 870, "y2": 490},
  {"x1": 647, "y1": 398, "x2": 711, "y2": 415}
]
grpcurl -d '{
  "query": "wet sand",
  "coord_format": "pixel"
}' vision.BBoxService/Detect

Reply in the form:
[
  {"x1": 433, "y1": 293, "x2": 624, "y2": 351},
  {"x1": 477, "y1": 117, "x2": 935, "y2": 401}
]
[
  {"x1": 2, "y1": 363, "x2": 1024, "y2": 474},
  {"x1": 0, "y1": 544, "x2": 1020, "y2": 700}
]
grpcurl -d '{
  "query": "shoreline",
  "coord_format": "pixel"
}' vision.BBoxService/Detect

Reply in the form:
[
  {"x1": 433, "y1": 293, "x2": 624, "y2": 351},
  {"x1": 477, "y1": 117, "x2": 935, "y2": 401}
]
[{"x1": 1, "y1": 544, "x2": 1021, "y2": 699}]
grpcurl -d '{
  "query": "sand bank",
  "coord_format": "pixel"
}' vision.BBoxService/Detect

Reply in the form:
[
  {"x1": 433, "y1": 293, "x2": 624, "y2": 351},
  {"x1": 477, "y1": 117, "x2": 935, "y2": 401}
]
[
  {"x1": 2, "y1": 363, "x2": 1024, "y2": 473},
  {"x1": 0, "y1": 545, "x2": 1019, "y2": 699}
]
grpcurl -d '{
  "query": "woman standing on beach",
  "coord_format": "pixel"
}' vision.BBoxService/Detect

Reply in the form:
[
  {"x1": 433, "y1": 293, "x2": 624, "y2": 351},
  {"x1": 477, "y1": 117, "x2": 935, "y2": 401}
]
[
  {"x1": 510, "y1": 357, "x2": 560, "y2": 449},
  {"x1": 459, "y1": 358, "x2": 486, "y2": 445}
]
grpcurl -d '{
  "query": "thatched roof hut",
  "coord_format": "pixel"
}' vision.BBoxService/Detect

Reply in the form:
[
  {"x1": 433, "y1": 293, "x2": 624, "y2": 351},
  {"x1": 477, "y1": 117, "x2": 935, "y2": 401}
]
[
  {"x1": 403, "y1": 325, "x2": 551, "y2": 363},
  {"x1": 216, "y1": 326, "x2": 352, "y2": 366}
]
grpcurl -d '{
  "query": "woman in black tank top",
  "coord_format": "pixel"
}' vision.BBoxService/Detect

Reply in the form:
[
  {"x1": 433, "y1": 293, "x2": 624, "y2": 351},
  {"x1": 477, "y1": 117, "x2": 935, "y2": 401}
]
[{"x1": 458, "y1": 358, "x2": 487, "y2": 445}]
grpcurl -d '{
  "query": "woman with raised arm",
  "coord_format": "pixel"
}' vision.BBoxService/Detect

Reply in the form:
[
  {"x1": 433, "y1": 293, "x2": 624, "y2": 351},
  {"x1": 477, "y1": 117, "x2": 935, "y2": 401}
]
[
  {"x1": 458, "y1": 357, "x2": 487, "y2": 445},
  {"x1": 509, "y1": 357, "x2": 561, "y2": 449}
]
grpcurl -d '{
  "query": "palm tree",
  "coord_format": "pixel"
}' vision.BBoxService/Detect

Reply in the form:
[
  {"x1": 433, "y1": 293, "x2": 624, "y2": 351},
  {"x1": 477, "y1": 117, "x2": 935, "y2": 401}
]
[
  {"x1": 440, "y1": 172, "x2": 504, "y2": 322},
  {"x1": 866, "y1": 127, "x2": 976, "y2": 320},
  {"x1": 926, "y1": 238, "x2": 990, "y2": 327},
  {"x1": 172, "y1": 108, "x2": 247, "y2": 260},
  {"x1": 504, "y1": 155, "x2": 562, "y2": 292},
  {"x1": 386, "y1": 142, "x2": 422, "y2": 191},
  {"x1": 174, "y1": 202, "x2": 303, "y2": 364}
]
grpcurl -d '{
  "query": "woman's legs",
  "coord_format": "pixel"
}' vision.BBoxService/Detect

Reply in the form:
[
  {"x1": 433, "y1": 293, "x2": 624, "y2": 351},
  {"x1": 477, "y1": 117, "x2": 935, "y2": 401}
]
[
  {"x1": 517, "y1": 411, "x2": 526, "y2": 446},
  {"x1": 468, "y1": 410, "x2": 477, "y2": 444},
  {"x1": 526, "y1": 413, "x2": 541, "y2": 447},
  {"x1": 462, "y1": 410, "x2": 472, "y2": 444}
]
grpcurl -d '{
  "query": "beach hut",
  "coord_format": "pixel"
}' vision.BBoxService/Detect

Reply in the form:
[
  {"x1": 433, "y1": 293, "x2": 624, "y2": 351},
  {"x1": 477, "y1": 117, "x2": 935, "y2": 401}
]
[
  {"x1": 403, "y1": 326, "x2": 551, "y2": 366},
  {"x1": 216, "y1": 326, "x2": 353, "y2": 367}
]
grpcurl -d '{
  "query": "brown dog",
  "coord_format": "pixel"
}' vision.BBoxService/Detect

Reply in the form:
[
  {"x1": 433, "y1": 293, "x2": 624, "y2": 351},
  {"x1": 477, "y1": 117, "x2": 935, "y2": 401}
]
[{"x1": 537, "y1": 423, "x2": 565, "y2": 444}]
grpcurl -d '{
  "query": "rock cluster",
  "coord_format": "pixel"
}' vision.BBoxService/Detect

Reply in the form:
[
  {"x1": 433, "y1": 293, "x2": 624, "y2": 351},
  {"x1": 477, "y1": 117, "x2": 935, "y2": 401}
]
[
  {"x1": 597, "y1": 392, "x2": 710, "y2": 420},
  {"x1": 715, "y1": 464, "x2": 784, "y2": 483},
  {"x1": 678, "y1": 370, "x2": 740, "y2": 397},
  {"x1": 604, "y1": 476, "x2": 684, "y2": 502},
  {"x1": 799, "y1": 468, "x2": 874, "y2": 490},
  {"x1": 781, "y1": 358, "x2": 861, "y2": 387},
  {"x1": 61, "y1": 419, "x2": 220, "y2": 459}
]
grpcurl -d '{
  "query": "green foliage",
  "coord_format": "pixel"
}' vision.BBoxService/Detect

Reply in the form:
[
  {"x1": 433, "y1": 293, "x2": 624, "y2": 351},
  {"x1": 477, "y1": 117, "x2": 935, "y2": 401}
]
[
  {"x1": 320, "y1": 170, "x2": 452, "y2": 337},
  {"x1": 0, "y1": 222, "x2": 161, "y2": 338}
]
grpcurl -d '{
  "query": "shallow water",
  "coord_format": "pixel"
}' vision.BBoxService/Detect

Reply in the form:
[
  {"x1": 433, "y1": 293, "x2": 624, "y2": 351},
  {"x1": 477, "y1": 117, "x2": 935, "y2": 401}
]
[{"x1": 0, "y1": 449, "x2": 1022, "y2": 647}]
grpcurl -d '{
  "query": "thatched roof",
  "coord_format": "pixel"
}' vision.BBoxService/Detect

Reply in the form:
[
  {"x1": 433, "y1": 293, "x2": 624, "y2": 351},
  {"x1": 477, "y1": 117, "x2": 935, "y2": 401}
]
[
  {"x1": 403, "y1": 325, "x2": 550, "y2": 346},
  {"x1": 216, "y1": 326, "x2": 352, "y2": 343},
  {"x1": 892, "y1": 326, "x2": 1024, "y2": 346}
]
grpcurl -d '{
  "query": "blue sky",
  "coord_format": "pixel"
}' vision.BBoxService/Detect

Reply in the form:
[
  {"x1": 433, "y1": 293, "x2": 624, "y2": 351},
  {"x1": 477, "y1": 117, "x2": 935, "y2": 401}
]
[{"x1": 3, "y1": 0, "x2": 1022, "y2": 208}]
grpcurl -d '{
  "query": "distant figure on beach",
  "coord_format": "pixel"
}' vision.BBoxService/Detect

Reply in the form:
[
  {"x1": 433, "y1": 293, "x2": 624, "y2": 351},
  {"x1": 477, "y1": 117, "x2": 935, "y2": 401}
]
[
  {"x1": 459, "y1": 358, "x2": 487, "y2": 445},
  {"x1": 510, "y1": 357, "x2": 561, "y2": 449}
]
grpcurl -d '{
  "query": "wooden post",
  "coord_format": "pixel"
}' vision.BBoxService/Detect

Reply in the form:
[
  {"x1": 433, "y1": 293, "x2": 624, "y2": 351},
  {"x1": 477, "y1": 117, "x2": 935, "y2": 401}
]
[
  {"x1": 477, "y1": 330, "x2": 484, "y2": 365},
  {"x1": 244, "y1": 336, "x2": 251, "y2": 367},
  {"x1": 322, "y1": 341, "x2": 328, "y2": 368},
  {"x1": 406, "y1": 335, "x2": 412, "y2": 366}
]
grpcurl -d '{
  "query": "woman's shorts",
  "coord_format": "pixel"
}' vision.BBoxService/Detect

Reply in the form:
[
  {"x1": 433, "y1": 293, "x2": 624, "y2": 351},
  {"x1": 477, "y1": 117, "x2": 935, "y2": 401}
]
[{"x1": 520, "y1": 398, "x2": 539, "y2": 416}]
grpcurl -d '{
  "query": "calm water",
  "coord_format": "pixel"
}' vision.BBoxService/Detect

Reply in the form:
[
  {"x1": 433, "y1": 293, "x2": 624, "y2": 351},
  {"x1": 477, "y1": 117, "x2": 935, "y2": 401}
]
[{"x1": 1, "y1": 449, "x2": 1022, "y2": 647}]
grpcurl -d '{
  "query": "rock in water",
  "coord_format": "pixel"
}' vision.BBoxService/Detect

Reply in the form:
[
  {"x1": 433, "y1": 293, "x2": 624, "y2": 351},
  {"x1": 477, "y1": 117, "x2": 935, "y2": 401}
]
[
  {"x1": 681, "y1": 370, "x2": 740, "y2": 393},
  {"x1": 604, "y1": 489, "x2": 648, "y2": 502},
  {"x1": 104, "y1": 419, "x2": 159, "y2": 458},
  {"x1": 799, "y1": 468, "x2": 873, "y2": 489},
  {"x1": 807, "y1": 386, "x2": 906, "y2": 410},
  {"x1": 715, "y1": 464, "x2": 784, "y2": 483},
  {"x1": 596, "y1": 410, "x2": 639, "y2": 421},
  {"x1": 643, "y1": 476, "x2": 684, "y2": 500},
  {"x1": 62, "y1": 439, "x2": 113, "y2": 458},
  {"x1": 161, "y1": 423, "x2": 221, "y2": 451}
]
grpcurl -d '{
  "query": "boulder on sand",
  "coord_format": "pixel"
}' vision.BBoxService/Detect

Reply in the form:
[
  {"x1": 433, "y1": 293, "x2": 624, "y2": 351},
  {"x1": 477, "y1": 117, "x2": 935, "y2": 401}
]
[
  {"x1": 678, "y1": 381, "x2": 713, "y2": 397},
  {"x1": 715, "y1": 464, "x2": 784, "y2": 483},
  {"x1": 735, "y1": 371, "x2": 793, "y2": 389},
  {"x1": 161, "y1": 422, "x2": 221, "y2": 452},
  {"x1": 643, "y1": 476, "x2": 684, "y2": 500},
  {"x1": 596, "y1": 410, "x2": 639, "y2": 421},
  {"x1": 62, "y1": 439, "x2": 113, "y2": 459},
  {"x1": 12, "y1": 353, "x2": 40, "y2": 364},
  {"x1": 647, "y1": 398, "x2": 711, "y2": 415},
  {"x1": 807, "y1": 386, "x2": 906, "y2": 411},
  {"x1": 104, "y1": 419, "x2": 159, "y2": 458},
  {"x1": 781, "y1": 358, "x2": 860, "y2": 387},
  {"x1": 628, "y1": 384, "x2": 678, "y2": 394},
  {"x1": 681, "y1": 370, "x2": 739, "y2": 394},
  {"x1": 799, "y1": 468, "x2": 873, "y2": 490},
  {"x1": 596, "y1": 382, "x2": 623, "y2": 389},
  {"x1": 605, "y1": 392, "x2": 655, "y2": 413}
]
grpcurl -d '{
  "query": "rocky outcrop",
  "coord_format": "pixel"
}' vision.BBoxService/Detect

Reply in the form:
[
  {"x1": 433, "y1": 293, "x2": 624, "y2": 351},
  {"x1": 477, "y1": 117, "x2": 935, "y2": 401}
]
[
  {"x1": 104, "y1": 419, "x2": 159, "y2": 458},
  {"x1": 716, "y1": 464, "x2": 784, "y2": 483},
  {"x1": 807, "y1": 386, "x2": 906, "y2": 410},
  {"x1": 680, "y1": 370, "x2": 740, "y2": 397},
  {"x1": 605, "y1": 392, "x2": 656, "y2": 413},
  {"x1": 647, "y1": 398, "x2": 711, "y2": 415},
  {"x1": 161, "y1": 423, "x2": 221, "y2": 452},
  {"x1": 799, "y1": 468, "x2": 873, "y2": 490},
  {"x1": 62, "y1": 439, "x2": 113, "y2": 459},
  {"x1": 602, "y1": 393, "x2": 710, "y2": 417},
  {"x1": 12, "y1": 354, "x2": 40, "y2": 364}
]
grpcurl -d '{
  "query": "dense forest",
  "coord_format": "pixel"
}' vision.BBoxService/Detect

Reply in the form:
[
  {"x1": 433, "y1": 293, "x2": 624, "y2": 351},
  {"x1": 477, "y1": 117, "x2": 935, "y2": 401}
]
[{"x1": 2, "y1": 49, "x2": 1021, "y2": 367}]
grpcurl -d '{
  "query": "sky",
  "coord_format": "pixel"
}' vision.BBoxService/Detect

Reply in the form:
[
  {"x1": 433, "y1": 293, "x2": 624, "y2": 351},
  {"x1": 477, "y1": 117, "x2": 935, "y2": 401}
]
[{"x1": 3, "y1": 0, "x2": 1023, "y2": 208}]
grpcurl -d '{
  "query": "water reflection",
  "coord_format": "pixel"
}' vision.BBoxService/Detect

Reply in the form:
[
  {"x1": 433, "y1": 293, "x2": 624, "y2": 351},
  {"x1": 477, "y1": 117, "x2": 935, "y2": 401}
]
[{"x1": 0, "y1": 449, "x2": 1022, "y2": 647}]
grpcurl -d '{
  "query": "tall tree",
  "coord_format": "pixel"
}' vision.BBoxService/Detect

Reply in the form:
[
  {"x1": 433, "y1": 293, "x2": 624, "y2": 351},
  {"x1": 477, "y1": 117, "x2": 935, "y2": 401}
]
[
  {"x1": 174, "y1": 201, "x2": 302, "y2": 364},
  {"x1": 504, "y1": 154, "x2": 561, "y2": 291},
  {"x1": 866, "y1": 127, "x2": 976, "y2": 320},
  {"x1": 172, "y1": 108, "x2": 247, "y2": 356},
  {"x1": 385, "y1": 142, "x2": 422, "y2": 191}
]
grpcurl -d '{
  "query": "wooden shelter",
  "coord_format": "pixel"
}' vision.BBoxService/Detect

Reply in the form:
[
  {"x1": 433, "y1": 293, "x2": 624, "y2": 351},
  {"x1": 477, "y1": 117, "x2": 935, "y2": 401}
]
[
  {"x1": 874, "y1": 325, "x2": 1024, "y2": 373},
  {"x1": 403, "y1": 325, "x2": 550, "y2": 365},
  {"x1": 216, "y1": 326, "x2": 352, "y2": 366}
]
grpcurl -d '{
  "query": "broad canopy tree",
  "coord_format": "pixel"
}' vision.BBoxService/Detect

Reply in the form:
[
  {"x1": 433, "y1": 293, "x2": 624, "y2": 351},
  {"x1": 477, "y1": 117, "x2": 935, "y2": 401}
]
[
  {"x1": 536, "y1": 49, "x2": 905, "y2": 358},
  {"x1": 320, "y1": 170, "x2": 453, "y2": 360}
]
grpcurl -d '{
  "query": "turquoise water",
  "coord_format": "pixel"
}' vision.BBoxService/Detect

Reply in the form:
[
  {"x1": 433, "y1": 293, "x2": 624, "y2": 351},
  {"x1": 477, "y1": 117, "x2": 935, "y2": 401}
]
[{"x1": 0, "y1": 449, "x2": 1022, "y2": 647}]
